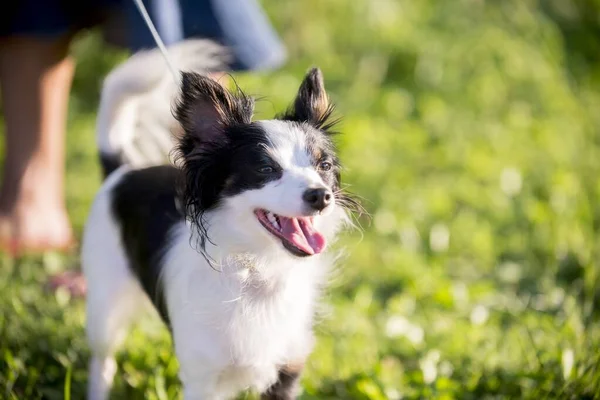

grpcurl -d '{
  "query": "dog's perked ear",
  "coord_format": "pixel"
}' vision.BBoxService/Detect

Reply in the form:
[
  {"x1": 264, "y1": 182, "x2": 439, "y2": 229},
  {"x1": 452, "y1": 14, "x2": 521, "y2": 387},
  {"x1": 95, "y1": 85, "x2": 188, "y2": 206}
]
[
  {"x1": 280, "y1": 68, "x2": 337, "y2": 132},
  {"x1": 173, "y1": 73, "x2": 254, "y2": 238},
  {"x1": 174, "y1": 72, "x2": 254, "y2": 145},
  {"x1": 294, "y1": 68, "x2": 329, "y2": 123}
]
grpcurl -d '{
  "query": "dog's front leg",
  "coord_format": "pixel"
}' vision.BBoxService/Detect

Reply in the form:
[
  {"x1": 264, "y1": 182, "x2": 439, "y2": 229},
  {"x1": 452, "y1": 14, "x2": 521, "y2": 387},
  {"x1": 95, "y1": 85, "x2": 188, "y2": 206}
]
[
  {"x1": 179, "y1": 368, "x2": 223, "y2": 400},
  {"x1": 182, "y1": 384, "x2": 222, "y2": 400},
  {"x1": 177, "y1": 348, "x2": 230, "y2": 400}
]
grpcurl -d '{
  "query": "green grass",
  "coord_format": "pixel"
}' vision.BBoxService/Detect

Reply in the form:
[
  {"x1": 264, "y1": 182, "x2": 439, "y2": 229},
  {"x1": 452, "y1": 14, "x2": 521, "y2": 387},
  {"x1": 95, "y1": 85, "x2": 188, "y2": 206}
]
[{"x1": 2, "y1": 0, "x2": 600, "y2": 398}]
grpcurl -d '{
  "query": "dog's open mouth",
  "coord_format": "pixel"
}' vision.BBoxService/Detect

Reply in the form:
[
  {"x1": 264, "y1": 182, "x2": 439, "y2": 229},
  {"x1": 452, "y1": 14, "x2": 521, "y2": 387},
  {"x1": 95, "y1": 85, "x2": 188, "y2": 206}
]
[{"x1": 254, "y1": 209, "x2": 326, "y2": 257}]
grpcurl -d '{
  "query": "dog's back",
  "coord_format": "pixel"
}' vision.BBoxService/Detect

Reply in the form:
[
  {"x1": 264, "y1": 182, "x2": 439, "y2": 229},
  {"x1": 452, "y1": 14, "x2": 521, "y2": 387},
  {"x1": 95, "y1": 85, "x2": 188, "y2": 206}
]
[{"x1": 95, "y1": 39, "x2": 228, "y2": 177}]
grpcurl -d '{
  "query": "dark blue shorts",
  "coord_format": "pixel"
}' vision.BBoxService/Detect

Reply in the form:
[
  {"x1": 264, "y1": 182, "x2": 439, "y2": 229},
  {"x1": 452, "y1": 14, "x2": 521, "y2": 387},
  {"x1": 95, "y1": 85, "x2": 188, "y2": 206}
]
[{"x1": 0, "y1": 0, "x2": 286, "y2": 71}]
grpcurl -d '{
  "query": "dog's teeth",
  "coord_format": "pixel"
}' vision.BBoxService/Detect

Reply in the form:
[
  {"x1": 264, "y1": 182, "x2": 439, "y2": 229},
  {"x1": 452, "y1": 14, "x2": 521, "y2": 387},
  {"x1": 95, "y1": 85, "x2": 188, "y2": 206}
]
[{"x1": 266, "y1": 212, "x2": 280, "y2": 230}]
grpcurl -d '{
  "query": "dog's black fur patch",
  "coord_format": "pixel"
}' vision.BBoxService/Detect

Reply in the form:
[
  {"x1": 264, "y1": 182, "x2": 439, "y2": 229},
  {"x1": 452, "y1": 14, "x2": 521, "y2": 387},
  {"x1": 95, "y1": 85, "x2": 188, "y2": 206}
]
[
  {"x1": 110, "y1": 165, "x2": 184, "y2": 325},
  {"x1": 173, "y1": 72, "x2": 256, "y2": 243},
  {"x1": 220, "y1": 123, "x2": 285, "y2": 196},
  {"x1": 99, "y1": 152, "x2": 123, "y2": 179},
  {"x1": 176, "y1": 121, "x2": 284, "y2": 213}
]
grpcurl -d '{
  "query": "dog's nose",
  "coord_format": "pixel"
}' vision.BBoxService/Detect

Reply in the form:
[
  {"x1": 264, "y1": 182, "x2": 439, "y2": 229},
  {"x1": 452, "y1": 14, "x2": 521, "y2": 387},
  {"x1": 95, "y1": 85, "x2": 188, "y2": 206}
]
[{"x1": 303, "y1": 188, "x2": 332, "y2": 211}]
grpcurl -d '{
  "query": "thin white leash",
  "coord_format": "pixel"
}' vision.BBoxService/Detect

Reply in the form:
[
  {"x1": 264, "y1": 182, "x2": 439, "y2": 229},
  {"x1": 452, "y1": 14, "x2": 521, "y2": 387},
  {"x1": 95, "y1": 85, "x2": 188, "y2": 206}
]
[{"x1": 132, "y1": 0, "x2": 180, "y2": 83}]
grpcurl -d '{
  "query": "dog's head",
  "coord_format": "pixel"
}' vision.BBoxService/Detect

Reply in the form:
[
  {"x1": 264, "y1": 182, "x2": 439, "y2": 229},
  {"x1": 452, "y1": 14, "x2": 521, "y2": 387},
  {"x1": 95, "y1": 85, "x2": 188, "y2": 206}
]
[{"x1": 174, "y1": 68, "x2": 357, "y2": 258}]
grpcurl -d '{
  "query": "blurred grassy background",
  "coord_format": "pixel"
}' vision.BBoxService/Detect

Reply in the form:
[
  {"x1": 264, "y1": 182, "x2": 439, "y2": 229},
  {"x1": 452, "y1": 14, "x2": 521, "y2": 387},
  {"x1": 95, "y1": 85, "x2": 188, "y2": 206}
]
[{"x1": 2, "y1": 0, "x2": 600, "y2": 398}]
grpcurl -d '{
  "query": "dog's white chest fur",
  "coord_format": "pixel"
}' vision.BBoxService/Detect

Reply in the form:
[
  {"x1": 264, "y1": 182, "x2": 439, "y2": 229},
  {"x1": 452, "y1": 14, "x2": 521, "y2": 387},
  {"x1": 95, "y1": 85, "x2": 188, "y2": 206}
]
[{"x1": 163, "y1": 226, "x2": 323, "y2": 394}]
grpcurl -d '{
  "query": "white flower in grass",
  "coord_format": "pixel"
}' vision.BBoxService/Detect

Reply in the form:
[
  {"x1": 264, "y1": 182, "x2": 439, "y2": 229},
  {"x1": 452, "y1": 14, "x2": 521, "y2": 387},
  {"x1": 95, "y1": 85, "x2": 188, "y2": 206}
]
[
  {"x1": 385, "y1": 388, "x2": 402, "y2": 400},
  {"x1": 500, "y1": 167, "x2": 522, "y2": 196},
  {"x1": 470, "y1": 304, "x2": 489, "y2": 326},
  {"x1": 452, "y1": 282, "x2": 469, "y2": 308},
  {"x1": 55, "y1": 286, "x2": 71, "y2": 308},
  {"x1": 562, "y1": 348, "x2": 574, "y2": 379},
  {"x1": 399, "y1": 224, "x2": 421, "y2": 252},
  {"x1": 385, "y1": 315, "x2": 424, "y2": 345},
  {"x1": 429, "y1": 223, "x2": 449, "y2": 252},
  {"x1": 407, "y1": 325, "x2": 424, "y2": 345},
  {"x1": 439, "y1": 360, "x2": 454, "y2": 377},
  {"x1": 497, "y1": 261, "x2": 521, "y2": 283},
  {"x1": 420, "y1": 350, "x2": 440, "y2": 384},
  {"x1": 385, "y1": 315, "x2": 410, "y2": 338}
]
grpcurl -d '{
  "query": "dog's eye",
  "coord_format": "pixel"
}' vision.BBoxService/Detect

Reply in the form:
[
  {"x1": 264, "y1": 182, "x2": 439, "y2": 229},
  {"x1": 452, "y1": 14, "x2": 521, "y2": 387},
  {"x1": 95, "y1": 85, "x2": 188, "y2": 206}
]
[
  {"x1": 319, "y1": 161, "x2": 332, "y2": 171},
  {"x1": 258, "y1": 166, "x2": 275, "y2": 174}
]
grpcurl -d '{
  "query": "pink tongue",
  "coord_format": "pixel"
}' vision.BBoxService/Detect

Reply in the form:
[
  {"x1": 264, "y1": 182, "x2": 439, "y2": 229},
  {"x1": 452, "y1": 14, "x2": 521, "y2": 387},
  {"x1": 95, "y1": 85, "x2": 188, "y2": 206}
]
[{"x1": 279, "y1": 216, "x2": 327, "y2": 255}]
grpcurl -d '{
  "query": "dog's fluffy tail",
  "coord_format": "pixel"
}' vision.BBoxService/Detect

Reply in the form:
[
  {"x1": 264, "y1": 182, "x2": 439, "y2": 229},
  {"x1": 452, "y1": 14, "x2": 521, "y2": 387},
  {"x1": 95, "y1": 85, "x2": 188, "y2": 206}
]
[{"x1": 96, "y1": 39, "x2": 229, "y2": 178}]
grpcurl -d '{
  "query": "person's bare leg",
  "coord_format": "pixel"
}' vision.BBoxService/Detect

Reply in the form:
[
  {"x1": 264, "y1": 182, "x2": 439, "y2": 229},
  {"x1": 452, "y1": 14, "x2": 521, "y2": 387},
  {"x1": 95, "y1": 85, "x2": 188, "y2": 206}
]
[{"x1": 0, "y1": 35, "x2": 75, "y2": 255}]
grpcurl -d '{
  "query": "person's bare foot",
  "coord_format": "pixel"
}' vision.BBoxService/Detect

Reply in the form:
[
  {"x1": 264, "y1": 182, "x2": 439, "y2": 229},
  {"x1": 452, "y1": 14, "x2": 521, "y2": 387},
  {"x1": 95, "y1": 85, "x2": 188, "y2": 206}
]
[
  {"x1": 0, "y1": 145, "x2": 75, "y2": 255},
  {"x1": 0, "y1": 151, "x2": 75, "y2": 255},
  {"x1": 0, "y1": 199, "x2": 74, "y2": 256}
]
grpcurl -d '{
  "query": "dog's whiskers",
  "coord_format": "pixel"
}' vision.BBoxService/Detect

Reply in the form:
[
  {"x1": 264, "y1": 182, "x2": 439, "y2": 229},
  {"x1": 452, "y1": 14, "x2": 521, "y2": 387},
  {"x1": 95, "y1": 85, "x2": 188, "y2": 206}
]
[{"x1": 333, "y1": 189, "x2": 369, "y2": 217}]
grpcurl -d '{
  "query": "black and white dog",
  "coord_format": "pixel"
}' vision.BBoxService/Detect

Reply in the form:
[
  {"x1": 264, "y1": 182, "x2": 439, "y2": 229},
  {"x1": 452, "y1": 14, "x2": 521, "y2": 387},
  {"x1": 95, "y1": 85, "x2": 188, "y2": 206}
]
[{"x1": 82, "y1": 44, "x2": 358, "y2": 399}]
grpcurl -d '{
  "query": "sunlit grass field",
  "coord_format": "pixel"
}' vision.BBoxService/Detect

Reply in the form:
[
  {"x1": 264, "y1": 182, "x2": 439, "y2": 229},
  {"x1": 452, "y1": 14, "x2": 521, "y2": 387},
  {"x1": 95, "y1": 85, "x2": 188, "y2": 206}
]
[{"x1": 2, "y1": 0, "x2": 600, "y2": 398}]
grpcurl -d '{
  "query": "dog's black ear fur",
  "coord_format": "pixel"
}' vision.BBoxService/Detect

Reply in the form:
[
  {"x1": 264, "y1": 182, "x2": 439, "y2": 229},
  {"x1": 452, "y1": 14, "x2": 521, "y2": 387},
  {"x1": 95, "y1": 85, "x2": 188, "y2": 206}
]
[
  {"x1": 279, "y1": 68, "x2": 337, "y2": 132},
  {"x1": 173, "y1": 73, "x2": 254, "y2": 245},
  {"x1": 174, "y1": 72, "x2": 254, "y2": 146}
]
